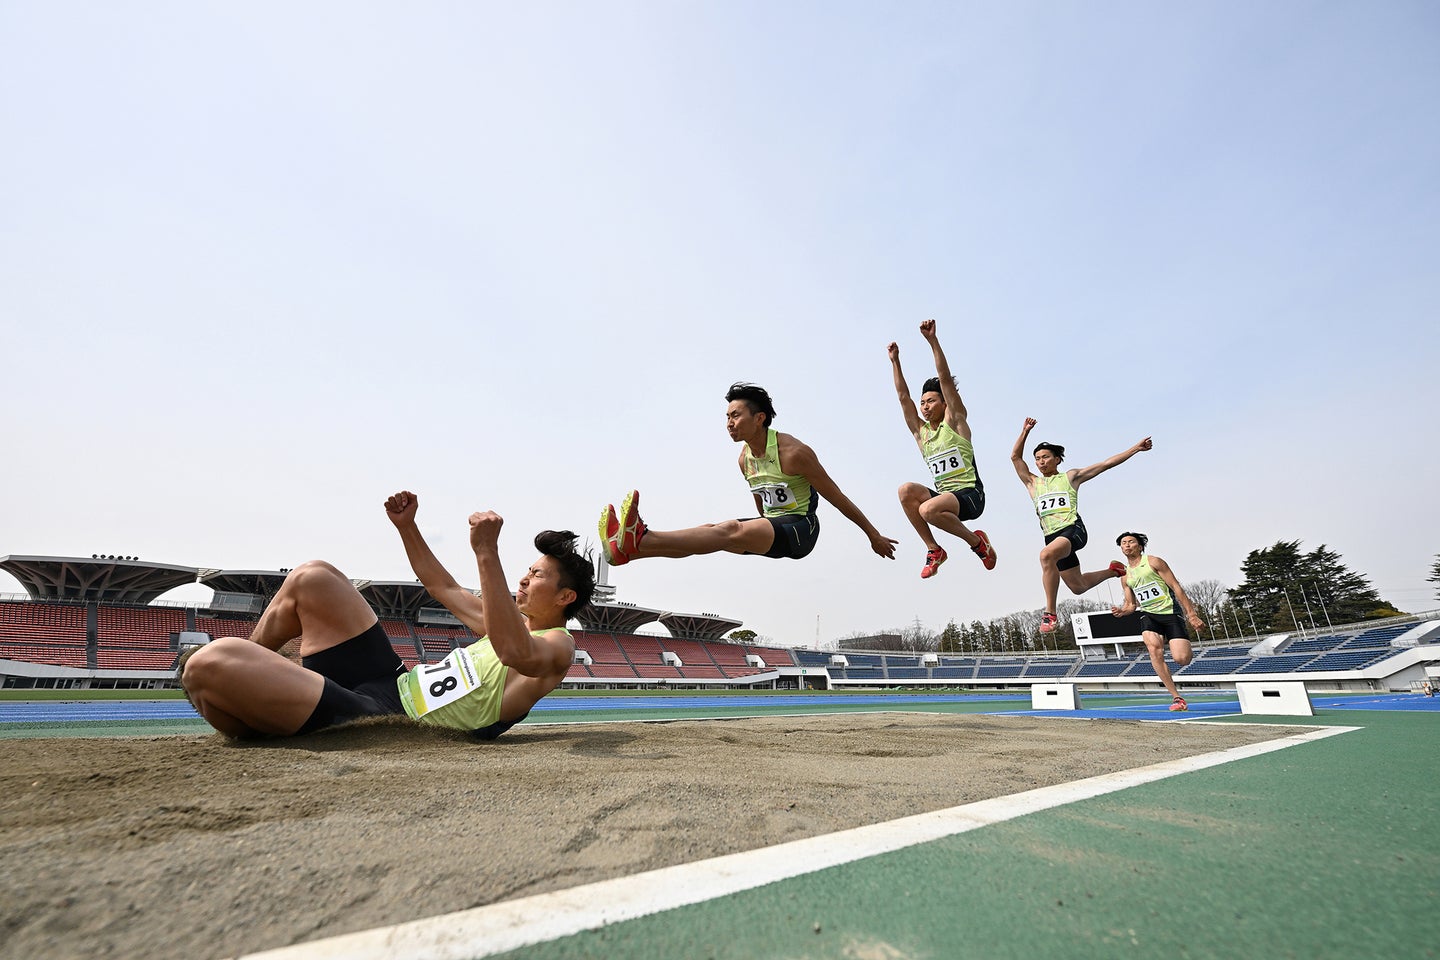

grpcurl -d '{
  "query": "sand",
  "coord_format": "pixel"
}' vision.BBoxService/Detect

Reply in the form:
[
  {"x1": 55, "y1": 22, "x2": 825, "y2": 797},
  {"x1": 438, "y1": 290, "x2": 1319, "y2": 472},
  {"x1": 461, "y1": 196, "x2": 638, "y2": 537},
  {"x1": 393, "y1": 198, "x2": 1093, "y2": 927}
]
[{"x1": 0, "y1": 712, "x2": 1297, "y2": 959}]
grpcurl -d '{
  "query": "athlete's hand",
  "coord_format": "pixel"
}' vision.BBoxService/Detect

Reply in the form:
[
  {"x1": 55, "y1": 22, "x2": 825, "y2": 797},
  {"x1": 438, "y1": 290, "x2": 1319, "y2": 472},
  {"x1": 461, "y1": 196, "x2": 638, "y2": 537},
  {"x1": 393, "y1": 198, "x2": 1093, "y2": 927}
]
[
  {"x1": 887, "y1": 341, "x2": 899, "y2": 362},
  {"x1": 469, "y1": 510, "x2": 503, "y2": 552},
  {"x1": 1023, "y1": 417, "x2": 1037, "y2": 431},
  {"x1": 1187, "y1": 611, "x2": 1205, "y2": 630},
  {"x1": 384, "y1": 491, "x2": 419, "y2": 527},
  {"x1": 869, "y1": 532, "x2": 899, "y2": 559},
  {"x1": 1110, "y1": 604, "x2": 1131, "y2": 617},
  {"x1": 1136, "y1": 437, "x2": 1153, "y2": 452},
  {"x1": 920, "y1": 318, "x2": 936, "y2": 340}
]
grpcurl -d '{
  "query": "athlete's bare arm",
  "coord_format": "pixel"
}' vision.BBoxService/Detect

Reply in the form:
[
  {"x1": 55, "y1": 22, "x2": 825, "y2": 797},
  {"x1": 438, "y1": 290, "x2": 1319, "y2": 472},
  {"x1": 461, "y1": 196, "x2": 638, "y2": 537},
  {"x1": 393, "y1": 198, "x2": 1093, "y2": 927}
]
[
  {"x1": 1011, "y1": 418, "x2": 1038, "y2": 488},
  {"x1": 1111, "y1": 582, "x2": 1138, "y2": 617},
  {"x1": 1069, "y1": 437, "x2": 1152, "y2": 488},
  {"x1": 738, "y1": 450, "x2": 766, "y2": 516},
  {"x1": 468, "y1": 511, "x2": 573, "y2": 679},
  {"x1": 778, "y1": 433, "x2": 897, "y2": 559},
  {"x1": 888, "y1": 341, "x2": 924, "y2": 441},
  {"x1": 385, "y1": 490, "x2": 485, "y2": 634},
  {"x1": 920, "y1": 319, "x2": 971, "y2": 440},
  {"x1": 1150, "y1": 554, "x2": 1204, "y2": 629}
]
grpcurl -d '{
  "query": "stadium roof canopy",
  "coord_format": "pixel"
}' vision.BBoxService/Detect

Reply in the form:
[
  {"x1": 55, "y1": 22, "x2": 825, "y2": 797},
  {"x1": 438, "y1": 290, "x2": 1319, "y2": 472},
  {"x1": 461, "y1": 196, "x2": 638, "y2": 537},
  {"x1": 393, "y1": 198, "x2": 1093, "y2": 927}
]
[
  {"x1": 357, "y1": 581, "x2": 450, "y2": 619},
  {"x1": 657, "y1": 611, "x2": 743, "y2": 641},
  {"x1": 198, "y1": 569, "x2": 289, "y2": 601},
  {"x1": 576, "y1": 601, "x2": 663, "y2": 634},
  {"x1": 0, "y1": 555, "x2": 199, "y2": 604}
]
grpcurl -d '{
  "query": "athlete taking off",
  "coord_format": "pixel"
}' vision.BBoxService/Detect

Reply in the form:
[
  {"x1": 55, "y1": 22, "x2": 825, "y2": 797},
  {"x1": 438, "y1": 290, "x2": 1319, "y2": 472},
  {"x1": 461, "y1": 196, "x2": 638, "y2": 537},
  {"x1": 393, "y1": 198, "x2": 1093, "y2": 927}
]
[
  {"x1": 1110, "y1": 531, "x2": 1204, "y2": 711},
  {"x1": 1011, "y1": 418, "x2": 1151, "y2": 633},
  {"x1": 888, "y1": 319, "x2": 996, "y2": 579},
  {"x1": 599, "y1": 382, "x2": 897, "y2": 566}
]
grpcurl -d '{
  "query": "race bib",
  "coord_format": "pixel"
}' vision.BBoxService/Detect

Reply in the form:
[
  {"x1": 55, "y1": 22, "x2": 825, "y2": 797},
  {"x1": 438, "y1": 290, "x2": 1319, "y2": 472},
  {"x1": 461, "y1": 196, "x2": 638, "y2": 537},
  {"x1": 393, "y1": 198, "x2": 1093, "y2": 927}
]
[
  {"x1": 411, "y1": 648, "x2": 482, "y2": 716},
  {"x1": 1036, "y1": 491, "x2": 1072, "y2": 514},
  {"x1": 926, "y1": 446, "x2": 965, "y2": 479},
  {"x1": 753, "y1": 482, "x2": 794, "y2": 510},
  {"x1": 1134, "y1": 582, "x2": 1165, "y2": 606}
]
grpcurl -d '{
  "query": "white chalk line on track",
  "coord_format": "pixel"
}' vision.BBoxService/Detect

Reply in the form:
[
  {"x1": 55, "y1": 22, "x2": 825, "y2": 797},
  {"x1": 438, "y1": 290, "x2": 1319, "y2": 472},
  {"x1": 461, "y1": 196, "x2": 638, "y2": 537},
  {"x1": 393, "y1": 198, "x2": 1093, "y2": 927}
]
[{"x1": 237, "y1": 723, "x2": 1357, "y2": 960}]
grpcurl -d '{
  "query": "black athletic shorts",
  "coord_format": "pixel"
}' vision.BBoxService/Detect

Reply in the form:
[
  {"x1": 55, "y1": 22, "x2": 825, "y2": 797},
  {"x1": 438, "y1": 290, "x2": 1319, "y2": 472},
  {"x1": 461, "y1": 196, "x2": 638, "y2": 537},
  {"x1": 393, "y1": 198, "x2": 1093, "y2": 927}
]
[
  {"x1": 1138, "y1": 610, "x2": 1189, "y2": 642},
  {"x1": 296, "y1": 622, "x2": 407, "y2": 734},
  {"x1": 1043, "y1": 516, "x2": 1088, "y2": 571},
  {"x1": 752, "y1": 512, "x2": 821, "y2": 560},
  {"x1": 931, "y1": 478, "x2": 985, "y2": 523}
]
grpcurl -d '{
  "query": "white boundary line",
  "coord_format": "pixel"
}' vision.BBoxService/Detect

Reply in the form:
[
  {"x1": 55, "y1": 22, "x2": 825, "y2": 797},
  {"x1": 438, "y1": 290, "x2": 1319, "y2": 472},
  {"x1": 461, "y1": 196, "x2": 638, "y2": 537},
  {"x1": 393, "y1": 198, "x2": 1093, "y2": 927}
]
[{"x1": 238, "y1": 724, "x2": 1357, "y2": 960}]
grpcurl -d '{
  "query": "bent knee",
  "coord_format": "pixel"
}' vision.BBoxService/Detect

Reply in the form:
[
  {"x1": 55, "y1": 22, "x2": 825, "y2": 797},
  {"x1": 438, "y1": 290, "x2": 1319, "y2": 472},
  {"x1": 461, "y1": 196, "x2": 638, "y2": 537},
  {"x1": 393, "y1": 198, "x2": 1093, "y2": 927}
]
[
  {"x1": 181, "y1": 639, "x2": 245, "y2": 693},
  {"x1": 897, "y1": 482, "x2": 929, "y2": 505},
  {"x1": 1173, "y1": 651, "x2": 1194, "y2": 666}
]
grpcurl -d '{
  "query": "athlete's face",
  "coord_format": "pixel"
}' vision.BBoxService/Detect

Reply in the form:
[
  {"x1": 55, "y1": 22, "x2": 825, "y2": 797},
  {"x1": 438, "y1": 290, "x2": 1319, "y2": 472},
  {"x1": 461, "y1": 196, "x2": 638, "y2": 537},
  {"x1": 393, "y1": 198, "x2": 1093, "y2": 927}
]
[
  {"x1": 918, "y1": 391, "x2": 945, "y2": 424},
  {"x1": 726, "y1": 400, "x2": 766, "y2": 442},
  {"x1": 1033, "y1": 449, "x2": 1061, "y2": 475},
  {"x1": 1118, "y1": 536, "x2": 1143, "y2": 558},
  {"x1": 515, "y1": 556, "x2": 574, "y2": 622}
]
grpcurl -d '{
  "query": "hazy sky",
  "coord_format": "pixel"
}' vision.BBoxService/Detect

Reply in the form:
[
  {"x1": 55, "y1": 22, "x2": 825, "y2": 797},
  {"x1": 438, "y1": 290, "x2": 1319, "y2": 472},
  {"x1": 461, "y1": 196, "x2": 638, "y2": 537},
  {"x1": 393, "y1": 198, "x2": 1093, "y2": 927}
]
[{"x1": 2, "y1": 2, "x2": 1436, "y2": 646}]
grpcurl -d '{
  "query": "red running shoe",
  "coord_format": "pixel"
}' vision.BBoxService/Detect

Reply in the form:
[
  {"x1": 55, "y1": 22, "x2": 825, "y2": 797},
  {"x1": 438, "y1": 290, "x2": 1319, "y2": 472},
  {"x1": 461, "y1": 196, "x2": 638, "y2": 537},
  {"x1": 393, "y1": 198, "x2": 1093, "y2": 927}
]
[
  {"x1": 597, "y1": 504, "x2": 625, "y2": 566},
  {"x1": 615, "y1": 489, "x2": 648, "y2": 561},
  {"x1": 1039, "y1": 612, "x2": 1058, "y2": 634},
  {"x1": 1109, "y1": 560, "x2": 1127, "y2": 578},
  {"x1": 1169, "y1": 696, "x2": 1189, "y2": 712},
  {"x1": 920, "y1": 547, "x2": 947, "y2": 579},
  {"x1": 971, "y1": 530, "x2": 997, "y2": 570}
]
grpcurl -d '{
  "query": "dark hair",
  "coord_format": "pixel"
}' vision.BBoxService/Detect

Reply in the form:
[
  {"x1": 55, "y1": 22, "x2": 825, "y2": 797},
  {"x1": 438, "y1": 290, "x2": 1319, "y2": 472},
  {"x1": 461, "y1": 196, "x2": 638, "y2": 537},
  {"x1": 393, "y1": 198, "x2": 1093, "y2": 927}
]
[
  {"x1": 921, "y1": 376, "x2": 945, "y2": 397},
  {"x1": 725, "y1": 382, "x2": 776, "y2": 427},
  {"x1": 1115, "y1": 531, "x2": 1149, "y2": 550},
  {"x1": 1033, "y1": 442, "x2": 1065, "y2": 462},
  {"x1": 534, "y1": 530, "x2": 595, "y2": 620}
]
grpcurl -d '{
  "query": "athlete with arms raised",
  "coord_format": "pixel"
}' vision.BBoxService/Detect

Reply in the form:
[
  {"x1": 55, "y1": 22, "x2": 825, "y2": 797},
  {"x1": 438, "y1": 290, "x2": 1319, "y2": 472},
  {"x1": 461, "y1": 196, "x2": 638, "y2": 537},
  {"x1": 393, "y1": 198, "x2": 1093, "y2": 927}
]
[
  {"x1": 888, "y1": 318, "x2": 996, "y2": 579},
  {"x1": 1011, "y1": 418, "x2": 1151, "y2": 633},
  {"x1": 182, "y1": 492, "x2": 592, "y2": 739},
  {"x1": 599, "y1": 382, "x2": 897, "y2": 565}
]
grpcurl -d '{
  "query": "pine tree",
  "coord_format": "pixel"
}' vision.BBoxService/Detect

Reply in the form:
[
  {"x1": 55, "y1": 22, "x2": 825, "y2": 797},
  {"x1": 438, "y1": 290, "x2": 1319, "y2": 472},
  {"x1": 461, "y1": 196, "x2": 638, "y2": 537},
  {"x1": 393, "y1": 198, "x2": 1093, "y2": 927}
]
[{"x1": 1230, "y1": 540, "x2": 1391, "y2": 632}]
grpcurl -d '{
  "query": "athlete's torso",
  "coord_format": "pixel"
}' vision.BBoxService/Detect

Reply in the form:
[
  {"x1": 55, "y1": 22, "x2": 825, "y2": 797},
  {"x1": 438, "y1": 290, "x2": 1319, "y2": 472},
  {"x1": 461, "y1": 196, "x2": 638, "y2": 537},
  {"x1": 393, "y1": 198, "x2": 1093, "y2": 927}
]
[
  {"x1": 397, "y1": 628, "x2": 571, "y2": 731},
  {"x1": 1126, "y1": 555, "x2": 1174, "y2": 615},
  {"x1": 743, "y1": 429, "x2": 816, "y2": 518},
  {"x1": 919, "y1": 421, "x2": 977, "y2": 492},
  {"x1": 1031, "y1": 472, "x2": 1078, "y2": 534}
]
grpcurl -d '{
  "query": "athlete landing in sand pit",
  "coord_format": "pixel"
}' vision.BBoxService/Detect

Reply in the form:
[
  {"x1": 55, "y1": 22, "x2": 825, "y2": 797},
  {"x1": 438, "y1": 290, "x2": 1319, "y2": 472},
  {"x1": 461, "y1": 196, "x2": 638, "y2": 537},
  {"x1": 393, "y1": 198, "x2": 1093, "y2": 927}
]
[
  {"x1": 599, "y1": 382, "x2": 897, "y2": 565},
  {"x1": 1110, "y1": 531, "x2": 1205, "y2": 711},
  {"x1": 888, "y1": 318, "x2": 996, "y2": 580},
  {"x1": 1011, "y1": 418, "x2": 1152, "y2": 634},
  {"x1": 181, "y1": 492, "x2": 593, "y2": 740}
]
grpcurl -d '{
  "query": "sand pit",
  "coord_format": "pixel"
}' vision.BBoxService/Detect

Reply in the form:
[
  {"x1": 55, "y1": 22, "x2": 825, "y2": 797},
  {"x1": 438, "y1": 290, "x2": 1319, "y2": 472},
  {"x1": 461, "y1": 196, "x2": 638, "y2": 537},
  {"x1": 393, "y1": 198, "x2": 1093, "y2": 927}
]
[{"x1": 0, "y1": 712, "x2": 1298, "y2": 959}]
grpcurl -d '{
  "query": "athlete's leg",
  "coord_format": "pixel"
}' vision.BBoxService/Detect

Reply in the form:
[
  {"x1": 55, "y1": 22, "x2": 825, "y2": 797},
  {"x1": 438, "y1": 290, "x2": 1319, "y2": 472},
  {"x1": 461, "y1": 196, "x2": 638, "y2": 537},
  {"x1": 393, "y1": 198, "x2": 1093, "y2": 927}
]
[
  {"x1": 1038, "y1": 538, "x2": 1071, "y2": 615},
  {"x1": 183, "y1": 560, "x2": 377, "y2": 736},
  {"x1": 248, "y1": 560, "x2": 379, "y2": 657},
  {"x1": 1143, "y1": 631, "x2": 1182, "y2": 700},
  {"x1": 182, "y1": 638, "x2": 326, "y2": 736},
  {"x1": 632, "y1": 518, "x2": 777, "y2": 558},
  {"x1": 1059, "y1": 565, "x2": 1124, "y2": 596},
  {"x1": 918, "y1": 492, "x2": 981, "y2": 549},
  {"x1": 897, "y1": 482, "x2": 941, "y2": 550},
  {"x1": 1168, "y1": 635, "x2": 1194, "y2": 668}
]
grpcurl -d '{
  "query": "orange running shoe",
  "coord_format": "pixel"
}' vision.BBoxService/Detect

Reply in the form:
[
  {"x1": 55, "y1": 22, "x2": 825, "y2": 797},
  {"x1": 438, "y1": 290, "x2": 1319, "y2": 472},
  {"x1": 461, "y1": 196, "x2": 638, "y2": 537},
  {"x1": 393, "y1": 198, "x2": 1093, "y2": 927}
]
[
  {"x1": 615, "y1": 489, "x2": 648, "y2": 561},
  {"x1": 1169, "y1": 696, "x2": 1188, "y2": 712},
  {"x1": 1039, "y1": 612, "x2": 1058, "y2": 634},
  {"x1": 597, "y1": 504, "x2": 625, "y2": 566}
]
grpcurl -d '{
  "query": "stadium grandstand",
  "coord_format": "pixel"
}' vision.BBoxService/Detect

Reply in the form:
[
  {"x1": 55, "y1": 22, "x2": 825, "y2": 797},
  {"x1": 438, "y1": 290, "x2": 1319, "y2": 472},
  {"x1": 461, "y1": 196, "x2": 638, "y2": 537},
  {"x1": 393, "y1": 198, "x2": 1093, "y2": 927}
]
[{"x1": 3, "y1": 554, "x2": 1439, "y2": 695}]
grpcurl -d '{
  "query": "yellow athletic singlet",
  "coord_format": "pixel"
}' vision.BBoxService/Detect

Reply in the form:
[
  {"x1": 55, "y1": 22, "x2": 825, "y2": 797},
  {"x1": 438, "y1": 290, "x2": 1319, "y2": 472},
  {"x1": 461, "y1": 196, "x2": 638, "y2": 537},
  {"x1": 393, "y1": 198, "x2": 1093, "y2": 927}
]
[
  {"x1": 919, "y1": 421, "x2": 977, "y2": 493},
  {"x1": 397, "y1": 628, "x2": 571, "y2": 731},
  {"x1": 1031, "y1": 473, "x2": 1078, "y2": 535},
  {"x1": 1125, "y1": 555, "x2": 1175, "y2": 615},
  {"x1": 743, "y1": 428, "x2": 815, "y2": 518}
]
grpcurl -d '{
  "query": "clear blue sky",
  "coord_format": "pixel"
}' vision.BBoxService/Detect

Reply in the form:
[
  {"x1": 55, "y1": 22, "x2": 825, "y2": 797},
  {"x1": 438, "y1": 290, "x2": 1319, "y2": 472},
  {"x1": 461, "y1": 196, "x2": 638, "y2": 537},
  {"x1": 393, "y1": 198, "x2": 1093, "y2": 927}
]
[{"x1": 2, "y1": 2, "x2": 1436, "y2": 645}]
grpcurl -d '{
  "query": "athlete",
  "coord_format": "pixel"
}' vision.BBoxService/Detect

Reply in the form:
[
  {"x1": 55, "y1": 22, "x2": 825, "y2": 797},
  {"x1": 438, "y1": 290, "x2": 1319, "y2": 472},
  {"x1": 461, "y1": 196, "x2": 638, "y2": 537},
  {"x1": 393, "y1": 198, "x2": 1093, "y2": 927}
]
[
  {"x1": 1011, "y1": 417, "x2": 1151, "y2": 633},
  {"x1": 598, "y1": 382, "x2": 897, "y2": 565},
  {"x1": 888, "y1": 318, "x2": 996, "y2": 579},
  {"x1": 181, "y1": 492, "x2": 593, "y2": 739},
  {"x1": 1110, "y1": 531, "x2": 1203, "y2": 712}
]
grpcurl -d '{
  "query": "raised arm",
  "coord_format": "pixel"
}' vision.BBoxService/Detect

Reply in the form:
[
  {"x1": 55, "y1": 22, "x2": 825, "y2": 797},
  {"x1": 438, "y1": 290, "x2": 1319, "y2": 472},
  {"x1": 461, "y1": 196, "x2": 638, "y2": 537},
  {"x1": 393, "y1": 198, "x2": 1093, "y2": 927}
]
[
  {"x1": 1150, "y1": 554, "x2": 1204, "y2": 630},
  {"x1": 920, "y1": 319, "x2": 970, "y2": 439},
  {"x1": 1069, "y1": 437, "x2": 1152, "y2": 487},
  {"x1": 468, "y1": 511, "x2": 571, "y2": 678},
  {"x1": 1011, "y1": 418, "x2": 1038, "y2": 485},
  {"x1": 783, "y1": 436, "x2": 897, "y2": 559},
  {"x1": 888, "y1": 341, "x2": 924, "y2": 439},
  {"x1": 384, "y1": 491, "x2": 484, "y2": 634}
]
